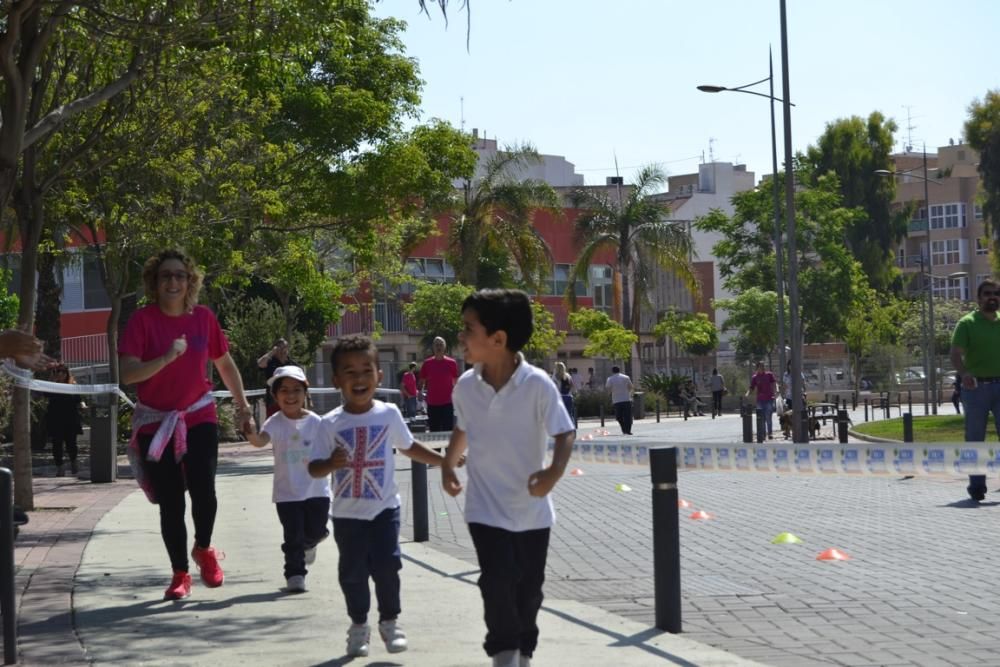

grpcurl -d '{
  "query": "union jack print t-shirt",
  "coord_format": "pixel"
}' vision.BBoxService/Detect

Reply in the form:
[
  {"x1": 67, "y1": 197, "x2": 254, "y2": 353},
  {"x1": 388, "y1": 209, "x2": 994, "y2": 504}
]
[{"x1": 317, "y1": 401, "x2": 413, "y2": 520}]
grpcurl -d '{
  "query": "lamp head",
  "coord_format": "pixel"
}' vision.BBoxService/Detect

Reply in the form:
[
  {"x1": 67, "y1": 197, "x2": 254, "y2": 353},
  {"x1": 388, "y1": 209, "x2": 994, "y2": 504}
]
[{"x1": 697, "y1": 85, "x2": 727, "y2": 93}]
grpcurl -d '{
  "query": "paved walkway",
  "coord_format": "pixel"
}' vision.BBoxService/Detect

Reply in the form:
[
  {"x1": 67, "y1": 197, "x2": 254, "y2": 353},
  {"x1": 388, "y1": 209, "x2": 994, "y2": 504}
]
[{"x1": 10, "y1": 407, "x2": 989, "y2": 666}]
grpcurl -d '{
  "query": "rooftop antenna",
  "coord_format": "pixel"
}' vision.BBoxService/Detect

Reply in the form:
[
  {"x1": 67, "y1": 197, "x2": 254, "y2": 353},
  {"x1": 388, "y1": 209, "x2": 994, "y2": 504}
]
[
  {"x1": 903, "y1": 105, "x2": 916, "y2": 153},
  {"x1": 708, "y1": 137, "x2": 716, "y2": 163},
  {"x1": 460, "y1": 96, "x2": 465, "y2": 133}
]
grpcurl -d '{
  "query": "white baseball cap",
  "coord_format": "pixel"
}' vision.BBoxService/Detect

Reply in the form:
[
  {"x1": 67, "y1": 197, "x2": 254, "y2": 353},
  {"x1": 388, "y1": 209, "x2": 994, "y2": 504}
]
[{"x1": 267, "y1": 365, "x2": 308, "y2": 387}]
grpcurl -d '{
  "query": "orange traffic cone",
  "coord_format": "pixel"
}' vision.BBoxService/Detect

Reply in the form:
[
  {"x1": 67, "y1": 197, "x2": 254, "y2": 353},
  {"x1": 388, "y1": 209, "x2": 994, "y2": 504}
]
[
  {"x1": 569, "y1": 468, "x2": 585, "y2": 476},
  {"x1": 816, "y1": 548, "x2": 851, "y2": 561},
  {"x1": 678, "y1": 499, "x2": 692, "y2": 509},
  {"x1": 689, "y1": 510, "x2": 713, "y2": 520}
]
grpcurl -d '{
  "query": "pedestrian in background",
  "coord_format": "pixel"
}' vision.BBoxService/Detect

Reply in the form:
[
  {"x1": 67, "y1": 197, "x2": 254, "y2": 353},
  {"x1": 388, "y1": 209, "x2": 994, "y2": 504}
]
[
  {"x1": 45, "y1": 363, "x2": 85, "y2": 476},
  {"x1": 257, "y1": 338, "x2": 297, "y2": 417},
  {"x1": 605, "y1": 365, "x2": 634, "y2": 435},
  {"x1": 746, "y1": 361, "x2": 778, "y2": 440},
  {"x1": 551, "y1": 361, "x2": 575, "y2": 423},
  {"x1": 419, "y1": 336, "x2": 458, "y2": 432},
  {"x1": 400, "y1": 362, "x2": 419, "y2": 419},
  {"x1": 949, "y1": 278, "x2": 1000, "y2": 502},
  {"x1": 709, "y1": 368, "x2": 726, "y2": 418}
]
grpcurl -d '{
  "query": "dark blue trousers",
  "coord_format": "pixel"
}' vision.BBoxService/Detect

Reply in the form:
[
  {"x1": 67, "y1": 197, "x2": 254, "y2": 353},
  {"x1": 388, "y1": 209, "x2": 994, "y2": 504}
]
[
  {"x1": 276, "y1": 497, "x2": 330, "y2": 578},
  {"x1": 469, "y1": 522, "x2": 550, "y2": 658},
  {"x1": 332, "y1": 506, "x2": 402, "y2": 624}
]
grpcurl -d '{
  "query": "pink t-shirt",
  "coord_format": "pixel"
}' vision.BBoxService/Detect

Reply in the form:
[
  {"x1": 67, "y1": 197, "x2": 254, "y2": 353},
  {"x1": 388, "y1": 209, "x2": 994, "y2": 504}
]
[
  {"x1": 402, "y1": 371, "x2": 418, "y2": 397},
  {"x1": 419, "y1": 356, "x2": 458, "y2": 406},
  {"x1": 750, "y1": 371, "x2": 777, "y2": 402},
  {"x1": 119, "y1": 304, "x2": 228, "y2": 429}
]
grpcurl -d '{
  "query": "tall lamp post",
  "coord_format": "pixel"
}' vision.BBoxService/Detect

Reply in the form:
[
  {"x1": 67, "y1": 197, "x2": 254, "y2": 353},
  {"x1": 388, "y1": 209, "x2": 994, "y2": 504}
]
[
  {"x1": 697, "y1": 47, "x2": 792, "y2": 377},
  {"x1": 876, "y1": 145, "x2": 943, "y2": 414}
]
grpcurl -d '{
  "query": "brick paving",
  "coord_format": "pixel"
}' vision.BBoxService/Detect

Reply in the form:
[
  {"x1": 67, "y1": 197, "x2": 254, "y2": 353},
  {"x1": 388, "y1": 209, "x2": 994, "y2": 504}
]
[{"x1": 8, "y1": 409, "x2": 995, "y2": 666}]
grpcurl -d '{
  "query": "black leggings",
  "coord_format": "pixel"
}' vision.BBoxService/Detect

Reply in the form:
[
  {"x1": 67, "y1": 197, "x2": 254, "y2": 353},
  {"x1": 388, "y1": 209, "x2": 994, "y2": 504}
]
[
  {"x1": 51, "y1": 433, "x2": 78, "y2": 466},
  {"x1": 138, "y1": 422, "x2": 219, "y2": 572}
]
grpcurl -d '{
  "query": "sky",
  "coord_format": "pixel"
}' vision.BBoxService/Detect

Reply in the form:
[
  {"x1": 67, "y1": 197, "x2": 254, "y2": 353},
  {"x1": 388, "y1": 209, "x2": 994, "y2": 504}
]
[{"x1": 374, "y1": 0, "x2": 1000, "y2": 187}]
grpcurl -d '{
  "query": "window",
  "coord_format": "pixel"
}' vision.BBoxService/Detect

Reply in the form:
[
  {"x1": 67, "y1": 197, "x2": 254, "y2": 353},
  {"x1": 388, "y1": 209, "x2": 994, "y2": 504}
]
[
  {"x1": 975, "y1": 204, "x2": 984, "y2": 220},
  {"x1": 60, "y1": 250, "x2": 110, "y2": 312},
  {"x1": 929, "y1": 203, "x2": 966, "y2": 230},
  {"x1": 976, "y1": 237, "x2": 990, "y2": 256},
  {"x1": 931, "y1": 239, "x2": 963, "y2": 266},
  {"x1": 83, "y1": 253, "x2": 110, "y2": 309},
  {"x1": 546, "y1": 263, "x2": 586, "y2": 297},
  {"x1": 399, "y1": 257, "x2": 456, "y2": 293},
  {"x1": 932, "y1": 275, "x2": 968, "y2": 301},
  {"x1": 895, "y1": 247, "x2": 905, "y2": 267},
  {"x1": 590, "y1": 265, "x2": 614, "y2": 316}
]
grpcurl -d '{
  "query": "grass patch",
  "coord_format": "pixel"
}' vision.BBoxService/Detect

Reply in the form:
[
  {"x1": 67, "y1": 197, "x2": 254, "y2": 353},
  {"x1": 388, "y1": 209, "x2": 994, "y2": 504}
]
[{"x1": 853, "y1": 415, "x2": 1000, "y2": 442}]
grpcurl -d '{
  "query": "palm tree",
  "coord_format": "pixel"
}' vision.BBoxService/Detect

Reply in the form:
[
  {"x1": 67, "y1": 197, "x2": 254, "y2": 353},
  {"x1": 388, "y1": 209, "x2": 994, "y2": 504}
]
[
  {"x1": 448, "y1": 143, "x2": 560, "y2": 289},
  {"x1": 567, "y1": 164, "x2": 699, "y2": 372}
]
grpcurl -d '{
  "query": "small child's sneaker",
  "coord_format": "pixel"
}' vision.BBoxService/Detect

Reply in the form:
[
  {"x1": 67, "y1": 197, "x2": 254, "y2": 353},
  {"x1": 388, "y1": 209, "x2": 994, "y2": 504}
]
[
  {"x1": 378, "y1": 619, "x2": 408, "y2": 653},
  {"x1": 346, "y1": 623, "x2": 370, "y2": 657},
  {"x1": 286, "y1": 575, "x2": 306, "y2": 592},
  {"x1": 164, "y1": 570, "x2": 192, "y2": 600}
]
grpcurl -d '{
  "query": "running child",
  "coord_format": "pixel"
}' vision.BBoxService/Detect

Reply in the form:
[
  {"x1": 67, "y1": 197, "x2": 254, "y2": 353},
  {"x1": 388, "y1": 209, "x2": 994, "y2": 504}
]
[
  {"x1": 244, "y1": 365, "x2": 330, "y2": 593},
  {"x1": 309, "y1": 334, "x2": 451, "y2": 658},
  {"x1": 441, "y1": 289, "x2": 575, "y2": 667}
]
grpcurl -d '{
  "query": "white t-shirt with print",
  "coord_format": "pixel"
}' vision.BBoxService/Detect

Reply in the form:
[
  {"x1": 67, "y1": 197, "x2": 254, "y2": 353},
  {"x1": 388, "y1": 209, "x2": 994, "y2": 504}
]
[
  {"x1": 316, "y1": 401, "x2": 413, "y2": 520},
  {"x1": 453, "y1": 355, "x2": 575, "y2": 532},
  {"x1": 260, "y1": 411, "x2": 331, "y2": 503}
]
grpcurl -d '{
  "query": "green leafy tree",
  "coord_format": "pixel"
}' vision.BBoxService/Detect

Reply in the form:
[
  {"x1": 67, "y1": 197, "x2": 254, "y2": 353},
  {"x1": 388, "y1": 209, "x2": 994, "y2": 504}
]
[
  {"x1": 843, "y1": 288, "x2": 900, "y2": 392},
  {"x1": 803, "y1": 113, "x2": 909, "y2": 292},
  {"x1": 0, "y1": 270, "x2": 17, "y2": 329},
  {"x1": 403, "y1": 282, "x2": 475, "y2": 351},
  {"x1": 568, "y1": 307, "x2": 637, "y2": 361},
  {"x1": 448, "y1": 144, "x2": 560, "y2": 290},
  {"x1": 568, "y1": 165, "x2": 698, "y2": 373},
  {"x1": 697, "y1": 172, "x2": 868, "y2": 342},
  {"x1": 713, "y1": 288, "x2": 781, "y2": 363},
  {"x1": 220, "y1": 297, "x2": 311, "y2": 391},
  {"x1": 524, "y1": 301, "x2": 566, "y2": 362},
  {"x1": 965, "y1": 90, "x2": 1000, "y2": 263},
  {"x1": 653, "y1": 310, "x2": 719, "y2": 379}
]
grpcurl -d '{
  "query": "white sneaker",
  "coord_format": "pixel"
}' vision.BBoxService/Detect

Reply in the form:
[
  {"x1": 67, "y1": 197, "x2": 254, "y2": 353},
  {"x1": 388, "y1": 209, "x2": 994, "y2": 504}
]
[
  {"x1": 378, "y1": 619, "x2": 408, "y2": 653},
  {"x1": 492, "y1": 649, "x2": 518, "y2": 667},
  {"x1": 286, "y1": 575, "x2": 306, "y2": 592},
  {"x1": 304, "y1": 546, "x2": 317, "y2": 565},
  {"x1": 346, "y1": 623, "x2": 370, "y2": 657}
]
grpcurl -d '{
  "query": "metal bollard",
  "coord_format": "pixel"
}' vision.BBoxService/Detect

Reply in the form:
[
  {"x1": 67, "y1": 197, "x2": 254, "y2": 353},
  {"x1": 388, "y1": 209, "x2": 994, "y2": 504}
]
[
  {"x1": 0, "y1": 468, "x2": 15, "y2": 664},
  {"x1": 90, "y1": 400, "x2": 118, "y2": 483},
  {"x1": 837, "y1": 409, "x2": 849, "y2": 443},
  {"x1": 741, "y1": 403, "x2": 753, "y2": 443},
  {"x1": 864, "y1": 399, "x2": 869, "y2": 422},
  {"x1": 656, "y1": 398, "x2": 661, "y2": 423},
  {"x1": 600, "y1": 403, "x2": 605, "y2": 428},
  {"x1": 650, "y1": 447, "x2": 681, "y2": 633},
  {"x1": 411, "y1": 462, "x2": 429, "y2": 542},
  {"x1": 903, "y1": 413, "x2": 913, "y2": 442},
  {"x1": 907, "y1": 390, "x2": 912, "y2": 415}
]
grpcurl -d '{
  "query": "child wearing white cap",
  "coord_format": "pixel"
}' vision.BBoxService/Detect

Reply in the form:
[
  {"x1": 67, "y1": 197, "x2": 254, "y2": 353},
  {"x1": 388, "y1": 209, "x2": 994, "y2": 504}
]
[{"x1": 244, "y1": 365, "x2": 330, "y2": 593}]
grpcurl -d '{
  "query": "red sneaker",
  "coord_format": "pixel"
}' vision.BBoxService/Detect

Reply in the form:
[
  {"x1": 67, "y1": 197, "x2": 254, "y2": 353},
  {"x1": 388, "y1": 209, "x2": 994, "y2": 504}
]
[
  {"x1": 191, "y1": 545, "x2": 225, "y2": 587},
  {"x1": 164, "y1": 570, "x2": 192, "y2": 600}
]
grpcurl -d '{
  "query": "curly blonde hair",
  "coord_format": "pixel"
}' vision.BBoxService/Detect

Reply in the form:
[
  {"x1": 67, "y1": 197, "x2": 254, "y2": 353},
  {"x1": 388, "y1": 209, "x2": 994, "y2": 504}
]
[{"x1": 141, "y1": 249, "x2": 204, "y2": 312}]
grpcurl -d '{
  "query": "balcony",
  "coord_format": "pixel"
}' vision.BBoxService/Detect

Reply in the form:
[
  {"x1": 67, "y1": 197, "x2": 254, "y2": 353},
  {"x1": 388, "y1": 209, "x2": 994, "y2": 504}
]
[{"x1": 907, "y1": 218, "x2": 928, "y2": 233}]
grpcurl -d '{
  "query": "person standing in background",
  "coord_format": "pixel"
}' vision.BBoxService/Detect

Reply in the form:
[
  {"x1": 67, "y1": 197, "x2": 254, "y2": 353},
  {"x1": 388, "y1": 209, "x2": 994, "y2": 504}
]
[
  {"x1": 400, "y1": 362, "x2": 419, "y2": 419},
  {"x1": 258, "y1": 338, "x2": 297, "y2": 417},
  {"x1": 419, "y1": 337, "x2": 459, "y2": 432},
  {"x1": 605, "y1": 366, "x2": 634, "y2": 435}
]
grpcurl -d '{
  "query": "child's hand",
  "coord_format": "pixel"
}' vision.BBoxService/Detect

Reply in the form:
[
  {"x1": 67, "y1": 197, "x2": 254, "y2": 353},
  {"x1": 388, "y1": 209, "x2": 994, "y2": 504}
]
[
  {"x1": 527, "y1": 467, "x2": 561, "y2": 498},
  {"x1": 330, "y1": 446, "x2": 349, "y2": 469},
  {"x1": 456, "y1": 453, "x2": 466, "y2": 468},
  {"x1": 442, "y1": 465, "x2": 463, "y2": 497}
]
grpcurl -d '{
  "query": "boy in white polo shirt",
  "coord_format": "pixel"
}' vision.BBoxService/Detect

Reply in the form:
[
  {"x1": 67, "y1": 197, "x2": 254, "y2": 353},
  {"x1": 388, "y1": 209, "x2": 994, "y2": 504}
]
[{"x1": 442, "y1": 289, "x2": 575, "y2": 667}]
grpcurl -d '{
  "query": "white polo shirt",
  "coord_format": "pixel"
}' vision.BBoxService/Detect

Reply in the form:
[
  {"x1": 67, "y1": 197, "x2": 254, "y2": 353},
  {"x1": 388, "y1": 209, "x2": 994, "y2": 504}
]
[
  {"x1": 453, "y1": 354, "x2": 575, "y2": 532},
  {"x1": 605, "y1": 372, "x2": 633, "y2": 404}
]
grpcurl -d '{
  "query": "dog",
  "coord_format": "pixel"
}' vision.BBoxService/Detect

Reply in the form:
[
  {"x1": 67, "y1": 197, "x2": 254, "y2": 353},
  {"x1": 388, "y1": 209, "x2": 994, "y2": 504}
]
[{"x1": 780, "y1": 410, "x2": 822, "y2": 440}]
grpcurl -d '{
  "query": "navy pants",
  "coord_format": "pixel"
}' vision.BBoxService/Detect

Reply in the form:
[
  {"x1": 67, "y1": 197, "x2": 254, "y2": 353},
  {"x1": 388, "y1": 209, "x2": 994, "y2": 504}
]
[
  {"x1": 332, "y1": 506, "x2": 402, "y2": 624},
  {"x1": 276, "y1": 497, "x2": 330, "y2": 578},
  {"x1": 469, "y1": 522, "x2": 550, "y2": 658},
  {"x1": 138, "y1": 422, "x2": 219, "y2": 572},
  {"x1": 426, "y1": 403, "x2": 454, "y2": 432},
  {"x1": 613, "y1": 400, "x2": 633, "y2": 435}
]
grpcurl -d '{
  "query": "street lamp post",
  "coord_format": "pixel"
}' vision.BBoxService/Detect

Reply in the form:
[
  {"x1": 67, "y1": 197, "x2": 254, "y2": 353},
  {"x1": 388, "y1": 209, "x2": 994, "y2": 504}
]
[
  {"x1": 697, "y1": 47, "x2": 790, "y2": 380},
  {"x1": 876, "y1": 145, "x2": 943, "y2": 414}
]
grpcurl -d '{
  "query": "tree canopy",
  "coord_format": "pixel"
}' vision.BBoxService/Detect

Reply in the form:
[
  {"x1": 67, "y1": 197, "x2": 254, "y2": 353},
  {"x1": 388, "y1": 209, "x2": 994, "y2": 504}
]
[{"x1": 965, "y1": 89, "x2": 1000, "y2": 264}]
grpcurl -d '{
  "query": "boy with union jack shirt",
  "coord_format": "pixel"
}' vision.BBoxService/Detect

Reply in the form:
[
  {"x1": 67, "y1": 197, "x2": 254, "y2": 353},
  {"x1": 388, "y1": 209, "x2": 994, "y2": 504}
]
[{"x1": 309, "y1": 335, "x2": 450, "y2": 659}]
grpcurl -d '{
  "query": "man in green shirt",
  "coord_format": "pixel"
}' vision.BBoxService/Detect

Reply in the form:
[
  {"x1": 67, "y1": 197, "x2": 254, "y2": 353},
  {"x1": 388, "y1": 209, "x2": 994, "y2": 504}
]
[{"x1": 949, "y1": 278, "x2": 1000, "y2": 501}]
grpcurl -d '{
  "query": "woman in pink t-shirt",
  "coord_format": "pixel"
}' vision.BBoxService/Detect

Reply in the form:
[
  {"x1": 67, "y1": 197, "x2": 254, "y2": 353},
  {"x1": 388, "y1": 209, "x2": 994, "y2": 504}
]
[{"x1": 119, "y1": 249, "x2": 252, "y2": 601}]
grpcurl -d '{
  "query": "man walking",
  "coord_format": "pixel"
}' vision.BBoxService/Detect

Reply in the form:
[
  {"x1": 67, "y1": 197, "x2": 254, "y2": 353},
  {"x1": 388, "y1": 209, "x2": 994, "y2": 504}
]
[
  {"x1": 419, "y1": 337, "x2": 459, "y2": 432},
  {"x1": 745, "y1": 362, "x2": 778, "y2": 440},
  {"x1": 605, "y1": 366, "x2": 634, "y2": 435},
  {"x1": 950, "y1": 279, "x2": 1000, "y2": 502}
]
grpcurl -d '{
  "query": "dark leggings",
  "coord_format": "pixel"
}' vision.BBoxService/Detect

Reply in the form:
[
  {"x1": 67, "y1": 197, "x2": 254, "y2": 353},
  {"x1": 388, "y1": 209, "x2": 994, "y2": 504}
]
[
  {"x1": 51, "y1": 433, "x2": 78, "y2": 466},
  {"x1": 138, "y1": 422, "x2": 219, "y2": 572}
]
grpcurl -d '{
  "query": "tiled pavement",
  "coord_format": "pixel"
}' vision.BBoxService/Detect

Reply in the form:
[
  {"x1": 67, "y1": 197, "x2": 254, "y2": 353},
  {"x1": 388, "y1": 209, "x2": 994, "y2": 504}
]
[{"x1": 11, "y1": 408, "x2": 996, "y2": 666}]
